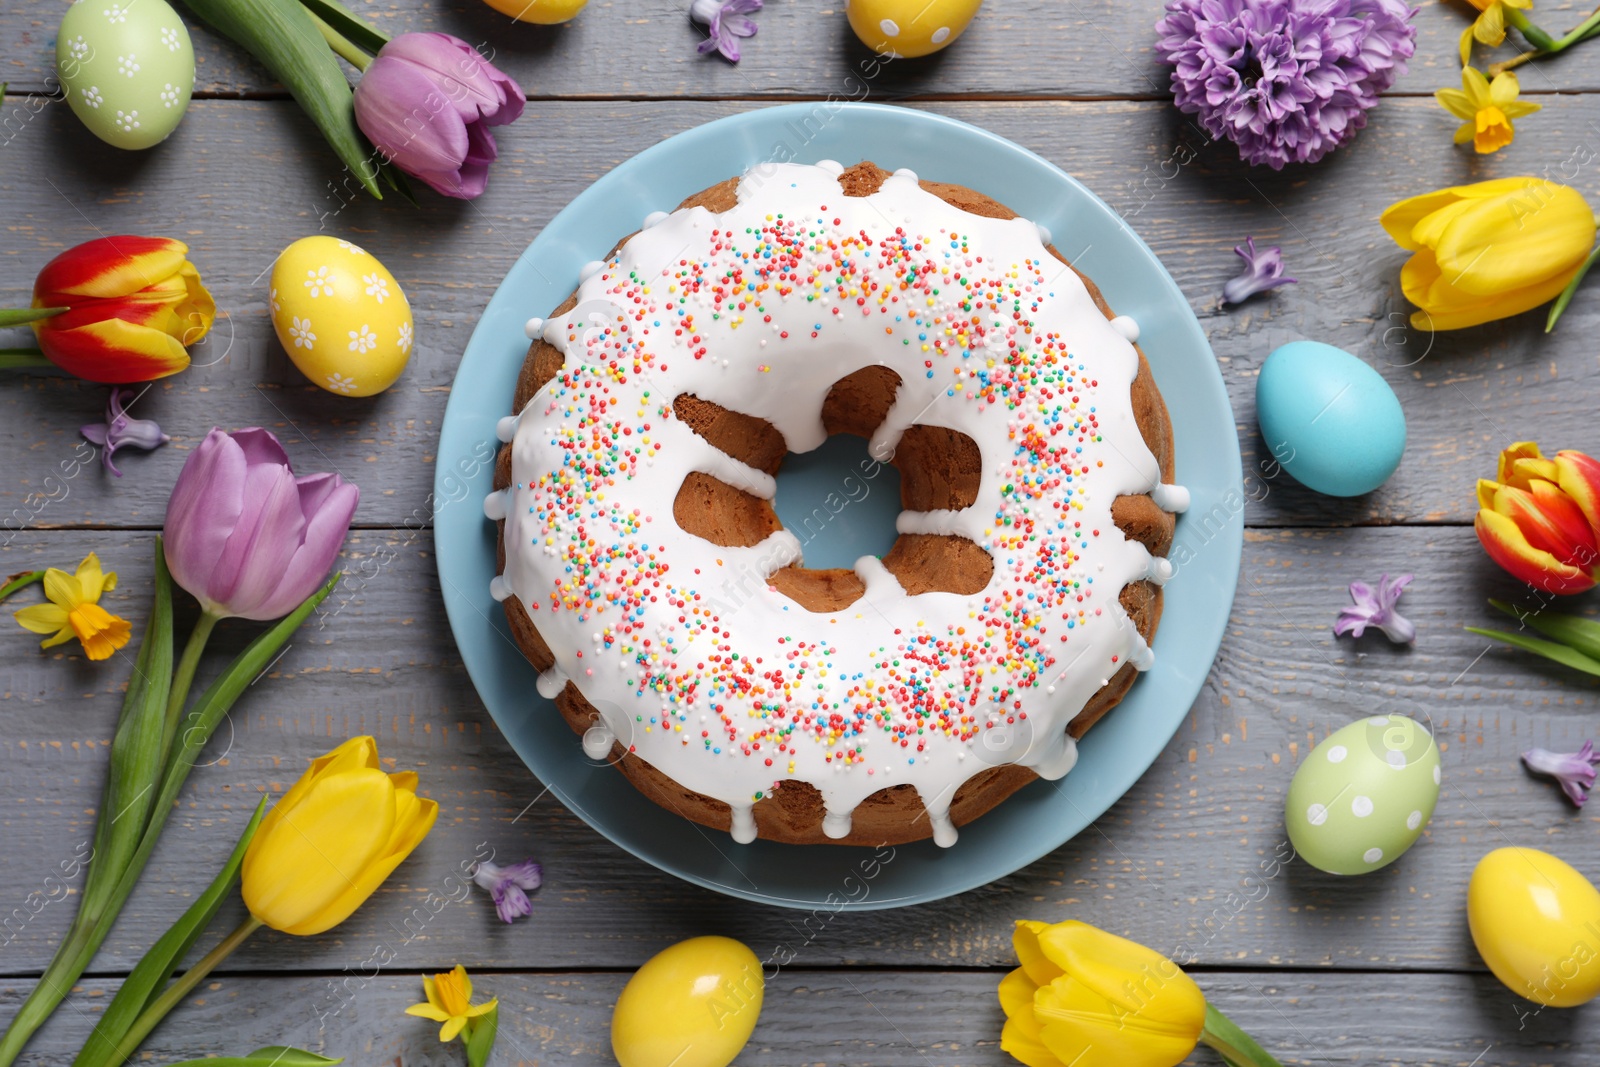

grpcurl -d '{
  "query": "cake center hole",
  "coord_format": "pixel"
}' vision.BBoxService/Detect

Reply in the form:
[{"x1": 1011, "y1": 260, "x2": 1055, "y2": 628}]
[{"x1": 772, "y1": 434, "x2": 901, "y2": 570}]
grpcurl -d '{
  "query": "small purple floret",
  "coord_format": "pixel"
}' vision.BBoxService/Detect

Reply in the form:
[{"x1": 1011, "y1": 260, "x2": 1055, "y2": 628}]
[
  {"x1": 1154, "y1": 0, "x2": 1418, "y2": 170},
  {"x1": 474, "y1": 858, "x2": 543, "y2": 923},
  {"x1": 690, "y1": 0, "x2": 762, "y2": 63},
  {"x1": 1222, "y1": 236, "x2": 1297, "y2": 305},
  {"x1": 1523, "y1": 742, "x2": 1600, "y2": 808},
  {"x1": 80, "y1": 387, "x2": 169, "y2": 478},
  {"x1": 1334, "y1": 573, "x2": 1415, "y2": 644}
]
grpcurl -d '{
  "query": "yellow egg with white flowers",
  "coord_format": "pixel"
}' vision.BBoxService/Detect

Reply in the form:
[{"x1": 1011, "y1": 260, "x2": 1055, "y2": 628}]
[
  {"x1": 478, "y1": 0, "x2": 587, "y2": 24},
  {"x1": 270, "y1": 236, "x2": 413, "y2": 398},
  {"x1": 846, "y1": 0, "x2": 982, "y2": 58}
]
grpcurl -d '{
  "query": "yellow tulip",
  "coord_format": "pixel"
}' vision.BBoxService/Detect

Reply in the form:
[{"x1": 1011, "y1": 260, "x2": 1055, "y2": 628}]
[
  {"x1": 999, "y1": 920, "x2": 1283, "y2": 1067},
  {"x1": 405, "y1": 965, "x2": 498, "y2": 1043},
  {"x1": 1381, "y1": 177, "x2": 1598, "y2": 330},
  {"x1": 241, "y1": 735, "x2": 438, "y2": 935}
]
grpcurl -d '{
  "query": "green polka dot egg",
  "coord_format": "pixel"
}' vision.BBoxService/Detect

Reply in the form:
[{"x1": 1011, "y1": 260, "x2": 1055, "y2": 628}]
[
  {"x1": 1285, "y1": 714, "x2": 1440, "y2": 875},
  {"x1": 56, "y1": 0, "x2": 194, "y2": 150}
]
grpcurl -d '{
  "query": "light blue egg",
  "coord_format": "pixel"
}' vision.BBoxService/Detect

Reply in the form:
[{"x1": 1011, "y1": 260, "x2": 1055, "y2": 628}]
[{"x1": 1256, "y1": 340, "x2": 1405, "y2": 497}]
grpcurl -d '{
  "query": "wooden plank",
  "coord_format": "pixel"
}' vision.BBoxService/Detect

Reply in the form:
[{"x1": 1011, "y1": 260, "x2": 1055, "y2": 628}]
[
  {"x1": 4, "y1": 0, "x2": 1598, "y2": 98},
  {"x1": 3, "y1": 96, "x2": 1600, "y2": 531},
  {"x1": 0, "y1": 526, "x2": 1595, "y2": 976},
  {"x1": 5, "y1": 969, "x2": 1591, "y2": 1066}
]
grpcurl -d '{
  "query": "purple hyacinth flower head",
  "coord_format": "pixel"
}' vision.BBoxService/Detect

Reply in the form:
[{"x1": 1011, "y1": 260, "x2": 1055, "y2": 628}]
[
  {"x1": 352, "y1": 33, "x2": 525, "y2": 200},
  {"x1": 163, "y1": 428, "x2": 359, "y2": 620},
  {"x1": 473, "y1": 858, "x2": 543, "y2": 923},
  {"x1": 1154, "y1": 0, "x2": 1418, "y2": 170},
  {"x1": 1222, "y1": 236, "x2": 1297, "y2": 305},
  {"x1": 1523, "y1": 742, "x2": 1600, "y2": 807},
  {"x1": 81, "y1": 387, "x2": 169, "y2": 477},
  {"x1": 691, "y1": 0, "x2": 762, "y2": 63},
  {"x1": 1334, "y1": 573, "x2": 1415, "y2": 644}
]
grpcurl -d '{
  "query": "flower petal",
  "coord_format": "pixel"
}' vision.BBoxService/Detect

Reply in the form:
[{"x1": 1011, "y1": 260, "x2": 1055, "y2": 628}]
[
  {"x1": 1476, "y1": 508, "x2": 1596, "y2": 593},
  {"x1": 13, "y1": 603, "x2": 69, "y2": 635},
  {"x1": 405, "y1": 1003, "x2": 451, "y2": 1022}
]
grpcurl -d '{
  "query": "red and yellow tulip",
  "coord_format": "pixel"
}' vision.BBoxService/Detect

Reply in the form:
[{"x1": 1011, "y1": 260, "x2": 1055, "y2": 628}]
[
  {"x1": 1477, "y1": 442, "x2": 1600, "y2": 594},
  {"x1": 30, "y1": 236, "x2": 215, "y2": 383}
]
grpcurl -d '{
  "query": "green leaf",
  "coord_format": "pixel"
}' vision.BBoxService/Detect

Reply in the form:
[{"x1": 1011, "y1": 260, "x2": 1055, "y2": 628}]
[
  {"x1": 1547, "y1": 242, "x2": 1600, "y2": 332},
  {"x1": 171, "y1": 0, "x2": 383, "y2": 199},
  {"x1": 1198, "y1": 1003, "x2": 1285, "y2": 1067},
  {"x1": 1489, "y1": 598, "x2": 1600, "y2": 661},
  {"x1": 161, "y1": 1049, "x2": 342, "y2": 1067},
  {"x1": 296, "y1": 0, "x2": 388, "y2": 55},
  {"x1": 81, "y1": 542, "x2": 174, "y2": 924},
  {"x1": 465, "y1": 1004, "x2": 499, "y2": 1067},
  {"x1": 0, "y1": 307, "x2": 67, "y2": 327},
  {"x1": 1466, "y1": 625, "x2": 1600, "y2": 677},
  {"x1": 70, "y1": 797, "x2": 267, "y2": 1067},
  {"x1": 0, "y1": 543, "x2": 173, "y2": 1066}
]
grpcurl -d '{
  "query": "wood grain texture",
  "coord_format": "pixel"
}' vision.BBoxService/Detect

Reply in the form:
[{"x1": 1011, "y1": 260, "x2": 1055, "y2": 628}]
[
  {"x1": 4, "y1": 96, "x2": 1600, "y2": 531},
  {"x1": 0, "y1": 527, "x2": 1594, "y2": 979},
  {"x1": 4, "y1": 0, "x2": 1599, "y2": 98},
  {"x1": 6, "y1": 969, "x2": 1596, "y2": 1067}
]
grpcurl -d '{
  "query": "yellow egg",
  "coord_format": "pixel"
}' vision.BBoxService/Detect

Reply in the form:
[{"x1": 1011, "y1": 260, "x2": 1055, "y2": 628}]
[
  {"x1": 611, "y1": 936, "x2": 763, "y2": 1067},
  {"x1": 478, "y1": 0, "x2": 587, "y2": 24},
  {"x1": 270, "y1": 236, "x2": 413, "y2": 398},
  {"x1": 846, "y1": 0, "x2": 982, "y2": 58},
  {"x1": 1468, "y1": 847, "x2": 1600, "y2": 1007}
]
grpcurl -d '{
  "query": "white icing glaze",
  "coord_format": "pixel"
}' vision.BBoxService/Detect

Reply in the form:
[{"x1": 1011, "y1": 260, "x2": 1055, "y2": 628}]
[
  {"x1": 582, "y1": 721, "x2": 616, "y2": 760},
  {"x1": 483, "y1": 490, "x2": 507, "y2": 521},
  {"x1": 496, "y1": 415, "x2": 520, "y2": 443},
  {"x1": 1109, "y1": 315, "x2": 1139, "y2": 343},
  {"x1": 643, "y1": 210, "x2": 670, "y2": 229},
  {"x1": 524, "y1": 316, "x2": 545, "y2": 340},
  {"x1": 1151, "y1": 483, "x2": 1190, "y2": 513},
  {"x1": 498, "y1": 162, "x2": 1186, "y2": 848}
]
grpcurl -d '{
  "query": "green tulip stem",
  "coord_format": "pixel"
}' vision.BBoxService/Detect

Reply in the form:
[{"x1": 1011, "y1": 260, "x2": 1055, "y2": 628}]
[
  {"x1": 1546, "y1": 241, "x2": 1600, "y2": 333},
  {"x1": 105, "y1": 915, "x2": 265, "y2": 1067},
  {"x1": 307, "y1": 10, "x2": 370, "y2": 70},
  {"x1": 0, "y1": 350, "x2": 53, "y2": 368},
  {"x1": 1199, "y1": 1003, "x2": 1285, "y2": 1067},
  {"x1": 0, "y1": 307, "x2": 67, "y2": 328},
  {"x1": 0, "y1": 570, "x2": 44, "y2": 602},
  {"x1": 162, "y1": 609, "x2": 223, "y2": 766}
]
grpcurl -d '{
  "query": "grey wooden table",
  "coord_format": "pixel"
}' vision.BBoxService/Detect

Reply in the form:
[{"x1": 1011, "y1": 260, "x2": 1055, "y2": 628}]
[{"x1": 4, "y1": 1, "x2": 1600, "y2": 1064}]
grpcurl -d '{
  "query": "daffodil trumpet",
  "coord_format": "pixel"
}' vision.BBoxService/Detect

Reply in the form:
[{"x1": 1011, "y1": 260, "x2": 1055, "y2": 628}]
[
  {"x1": 999, "y1": 920, "x2": 1284, "y2": 1067},
  {"x1": 406, "y1": 966, "x2": 501, "y2": 1067}
]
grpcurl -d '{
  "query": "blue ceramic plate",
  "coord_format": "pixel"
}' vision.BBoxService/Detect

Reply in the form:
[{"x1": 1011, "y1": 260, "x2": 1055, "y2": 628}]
[{"x1": 435, "y1": 103, "x2": 1242, "y2": 911}]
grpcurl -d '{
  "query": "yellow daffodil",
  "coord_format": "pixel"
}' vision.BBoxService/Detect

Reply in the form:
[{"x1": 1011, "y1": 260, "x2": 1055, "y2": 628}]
[
  {"x1": 1461, "y1": 0, "x2": 1535, "y2": 63},
  {"x1": 12, "y1": 552, "x2": 131, "y2": 660},
  {"x1": 999, "y1": 920, "x2": 1283, "y2": 1067},
  {"x1": 240, "y1": 735, "x2": 438, "y2": 936},
  {"x1": 406, "y1": 965, "x2": 499, "y2": 1043},
  {"x1": 1382, "y1": 177, "x2": 1597, "y2": 330},
  {"x1": 1437, "y1": 68, "x2": 1539, "y2": 153}
]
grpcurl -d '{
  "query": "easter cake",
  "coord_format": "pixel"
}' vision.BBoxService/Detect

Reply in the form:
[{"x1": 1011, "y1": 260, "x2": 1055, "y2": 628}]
[{"x1": 486, "y1": 160, "x2": 1187, "y2": 847}]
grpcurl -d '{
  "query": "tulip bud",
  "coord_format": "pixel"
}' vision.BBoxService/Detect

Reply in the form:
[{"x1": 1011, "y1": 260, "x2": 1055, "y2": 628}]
[
  {"x1": 31, "y1": 236, "x2": 216, "y2": 382},
  {"x1": 351, "y1": 33, "x2": 524, "y2": 200},
  {"x1": 1475, "y1": 441, "x2": 1600, "y2": 594},
  {"x1": 163, "y1": 428, "x2": 359, "y2": 620},
  {"x1": 1381, "y1": 178, "x2": 1597, "y2": 331},
  {"x1": 242, "y1": 736, "x2": 438, "y2": 936}
]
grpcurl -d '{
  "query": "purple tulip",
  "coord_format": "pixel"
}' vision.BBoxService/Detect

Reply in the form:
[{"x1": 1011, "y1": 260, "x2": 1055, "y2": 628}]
[
  {"x1": 164, "y1": 428, "x2": 359, "y2": 621},
  {"x1": 352, "y1": 33, "x2": 524, "y2": 200}
]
